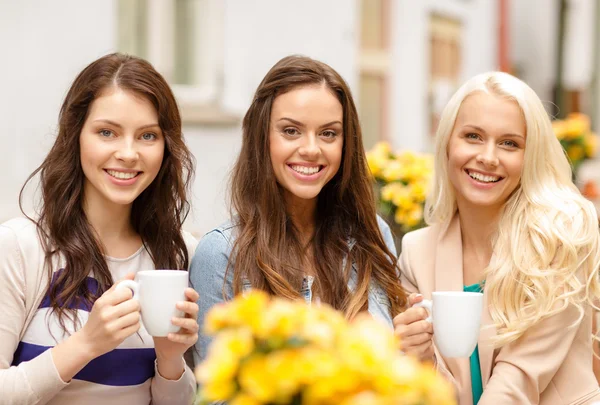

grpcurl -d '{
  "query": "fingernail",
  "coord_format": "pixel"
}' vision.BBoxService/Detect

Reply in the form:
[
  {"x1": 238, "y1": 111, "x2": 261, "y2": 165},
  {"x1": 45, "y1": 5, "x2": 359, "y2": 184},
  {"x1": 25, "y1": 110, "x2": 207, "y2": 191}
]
[{"x1": 415, "y1": 294, "x2": 423, "y2": 298}]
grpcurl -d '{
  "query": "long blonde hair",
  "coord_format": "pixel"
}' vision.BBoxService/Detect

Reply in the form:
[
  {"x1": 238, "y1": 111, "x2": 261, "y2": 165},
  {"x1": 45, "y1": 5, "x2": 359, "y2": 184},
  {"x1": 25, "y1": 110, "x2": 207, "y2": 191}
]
[{"x1": 426, "y1": 71, "x2": 600, "y2": 345}]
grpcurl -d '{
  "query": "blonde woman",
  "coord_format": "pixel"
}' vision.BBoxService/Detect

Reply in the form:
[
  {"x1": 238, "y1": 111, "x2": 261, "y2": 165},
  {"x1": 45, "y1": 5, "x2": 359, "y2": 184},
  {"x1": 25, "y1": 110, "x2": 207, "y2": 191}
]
[{"x1": 393, "y1": 72, "x2": 600, "y2": 404}]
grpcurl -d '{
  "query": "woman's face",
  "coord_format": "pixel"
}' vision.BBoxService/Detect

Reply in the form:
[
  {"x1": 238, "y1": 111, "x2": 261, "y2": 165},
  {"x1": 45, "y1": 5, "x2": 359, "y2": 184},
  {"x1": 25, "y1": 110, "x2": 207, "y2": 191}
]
[
  {"x1": 269, "y1": 84, "x2": 344, "y2": 208},
  {"x1": 446, "y1": 92, "x2": 526, "y2": 212},
  {"x1": 79, "y1": 87, "x2": 165, "y2": 211}
]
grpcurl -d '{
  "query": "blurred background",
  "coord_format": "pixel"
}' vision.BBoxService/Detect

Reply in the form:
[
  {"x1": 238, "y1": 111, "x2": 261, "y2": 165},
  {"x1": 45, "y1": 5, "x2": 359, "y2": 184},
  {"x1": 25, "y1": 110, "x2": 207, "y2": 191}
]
[{"x1": 1, "y1": 0, "x2": 599, "y2": 236}]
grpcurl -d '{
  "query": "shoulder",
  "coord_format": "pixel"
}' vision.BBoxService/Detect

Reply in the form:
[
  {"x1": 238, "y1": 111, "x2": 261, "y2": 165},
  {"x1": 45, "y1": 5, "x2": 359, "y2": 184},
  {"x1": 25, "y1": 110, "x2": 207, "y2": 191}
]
[
  {"x1": 401, "y1": 223, "x2": 441, "y2": 248},
  {"x1": 0, "y1": 217, "x2": 43, "y2": 255},
  {"x1": 191, "y1": 219, "x2": 240, "y2": 268}
]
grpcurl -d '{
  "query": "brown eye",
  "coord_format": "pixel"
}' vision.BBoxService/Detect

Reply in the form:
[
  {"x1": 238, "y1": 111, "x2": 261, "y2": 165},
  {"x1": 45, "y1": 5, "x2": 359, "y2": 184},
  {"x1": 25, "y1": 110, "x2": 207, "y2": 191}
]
[{"x1": 283, "y1": 128, "x2": 300, "y2": 136}]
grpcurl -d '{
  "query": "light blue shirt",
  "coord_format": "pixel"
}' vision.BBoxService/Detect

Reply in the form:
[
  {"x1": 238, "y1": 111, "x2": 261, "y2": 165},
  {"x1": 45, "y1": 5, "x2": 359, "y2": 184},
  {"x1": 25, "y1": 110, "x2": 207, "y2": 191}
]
[{"x1": 189, "y1": 215, "x2": 398, "y2": 366}]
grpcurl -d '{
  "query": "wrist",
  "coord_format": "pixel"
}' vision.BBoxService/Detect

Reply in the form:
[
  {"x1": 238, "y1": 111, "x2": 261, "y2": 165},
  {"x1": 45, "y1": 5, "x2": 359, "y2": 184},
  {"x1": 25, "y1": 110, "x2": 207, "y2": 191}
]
[{"x1": 156, "y1": 355, "x2": 185, "y2": 381}]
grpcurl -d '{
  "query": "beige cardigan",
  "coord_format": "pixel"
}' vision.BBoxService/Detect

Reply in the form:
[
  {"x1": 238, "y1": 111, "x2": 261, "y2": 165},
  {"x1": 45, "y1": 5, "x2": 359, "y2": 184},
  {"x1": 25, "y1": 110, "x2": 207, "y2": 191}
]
[
  {"x1": 400, "y1": 215, "x2": 600, "y2": 405},
  {"x1": 0, "y1": 217, "x2": 198, "y2": 405}
]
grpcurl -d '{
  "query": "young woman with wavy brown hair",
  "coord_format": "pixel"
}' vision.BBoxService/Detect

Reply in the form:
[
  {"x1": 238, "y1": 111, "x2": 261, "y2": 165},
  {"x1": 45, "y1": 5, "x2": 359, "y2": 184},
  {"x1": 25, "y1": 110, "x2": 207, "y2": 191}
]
[
  {"x1": 190, "y1": 55, "x2": 408, "y2": 364},
  {"x1": 0, "y1": 53, "x2": 200, "y2": 404}
]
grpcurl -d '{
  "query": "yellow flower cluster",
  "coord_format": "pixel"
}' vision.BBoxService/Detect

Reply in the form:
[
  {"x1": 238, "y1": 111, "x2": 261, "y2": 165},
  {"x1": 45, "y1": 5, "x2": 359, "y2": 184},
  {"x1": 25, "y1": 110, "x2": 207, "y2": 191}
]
[
  {"x1": 366, "y1": 142, "x2": 433, "y2": 231},
  {"x1": 196, "y1": 291, "x2": 456, "y2": 405},
  {"x1": 552, "y1": 113, "x2": 597, "y2": 170}
]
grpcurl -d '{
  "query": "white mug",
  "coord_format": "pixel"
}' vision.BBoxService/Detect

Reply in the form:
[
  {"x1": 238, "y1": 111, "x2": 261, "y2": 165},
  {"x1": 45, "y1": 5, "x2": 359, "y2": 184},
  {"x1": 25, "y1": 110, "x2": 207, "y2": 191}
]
[
  {"x1": 413, "y1": 291, "x2": 483, "y2": 358},
  {"x1": 116, "y1": 270, "x2": 188, "y2": 337}
]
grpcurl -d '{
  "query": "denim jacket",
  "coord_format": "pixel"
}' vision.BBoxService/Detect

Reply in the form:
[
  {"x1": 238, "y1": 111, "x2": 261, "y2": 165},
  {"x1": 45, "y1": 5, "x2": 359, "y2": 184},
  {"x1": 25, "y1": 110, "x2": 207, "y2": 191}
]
[{"x1": 189, "y1": 215, "x2": 398, "y2": 366}]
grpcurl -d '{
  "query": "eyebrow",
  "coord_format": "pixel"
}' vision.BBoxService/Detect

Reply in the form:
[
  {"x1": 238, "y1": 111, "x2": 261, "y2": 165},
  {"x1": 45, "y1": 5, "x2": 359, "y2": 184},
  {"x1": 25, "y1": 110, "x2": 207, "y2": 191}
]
[
  {"x1": 277, "y1": 117, "x2": 343, "y2": 128},
  {"x1": 463, "y1": 124, "x2": 524, "y2": 139},
  {"x1": 92, "y1": 119, "x2": 161, "y2": 131}
]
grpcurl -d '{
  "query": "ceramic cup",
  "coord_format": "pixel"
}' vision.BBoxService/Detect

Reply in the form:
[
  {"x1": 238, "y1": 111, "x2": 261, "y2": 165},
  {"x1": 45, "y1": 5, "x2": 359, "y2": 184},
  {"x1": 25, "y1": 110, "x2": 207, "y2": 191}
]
[{"x1": 116, "y1": 270, "x2": 188, "y2": 337}]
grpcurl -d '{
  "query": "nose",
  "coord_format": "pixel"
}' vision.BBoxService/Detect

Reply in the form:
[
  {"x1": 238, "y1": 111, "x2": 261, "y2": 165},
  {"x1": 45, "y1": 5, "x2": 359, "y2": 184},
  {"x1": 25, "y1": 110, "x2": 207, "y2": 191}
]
[
  {"x1": 298, "y1": 133, "x2": 321, "y2": 160},
  {"x1": 476, "y1": 143, "x2": 499, "y2": 168},
  {"x1": 114, "y1": 137, "x2": 139, "y2": 163}
]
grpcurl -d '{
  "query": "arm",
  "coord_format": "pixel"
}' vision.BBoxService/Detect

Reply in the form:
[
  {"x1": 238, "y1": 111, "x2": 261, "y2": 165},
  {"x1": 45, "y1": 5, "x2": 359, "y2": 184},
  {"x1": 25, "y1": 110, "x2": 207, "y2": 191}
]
[
  {"x1": 0, "y1": 224, "x2": 70, "y2": 405},
  {"x1": 479, "y1": 303, "x2": 587, "y2": 404},
  {"x1": 189, "y1": 229, "x2": 235, "y2": 366},
  {"x1": 397, "y1": 233, "x2": 457, "y2": 387}
]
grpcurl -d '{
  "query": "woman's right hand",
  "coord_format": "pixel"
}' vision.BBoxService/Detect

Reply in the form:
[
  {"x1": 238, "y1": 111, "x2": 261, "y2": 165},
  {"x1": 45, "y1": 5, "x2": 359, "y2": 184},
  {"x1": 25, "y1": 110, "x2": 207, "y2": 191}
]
[
  {"x1": 77, "y1": 273, "x2": 141, "y2": 358},
  {"x1": 52, "y1": 273, "x2": 142, "y2": 382},
  {"x1": 393, "y1": 293, "x2": 434, "y2": 362}
]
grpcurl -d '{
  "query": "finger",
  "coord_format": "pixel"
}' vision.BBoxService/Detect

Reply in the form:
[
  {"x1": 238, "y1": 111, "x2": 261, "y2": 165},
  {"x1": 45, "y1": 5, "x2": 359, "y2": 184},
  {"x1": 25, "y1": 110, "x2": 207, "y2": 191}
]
[
  {"x1": 171, "y1": 317, "x2": 199, "y2": 333},
  {"x1": 112, "y1": 296, "x2": 141, "y2": 318},
  {"x1": 408, "y1": 293, "x2": 423, "y2": 306},
  {"x1": 399, "y1": 332, "x2": 433, "y2": 348},
  {"x1": 393, "y1": 307, "x2": 430, "y2": 327},
  {"x1": 105, "y1": 273, "x2": 136, "y2": 293},
  {"x1": 167, "y1": 332, "x2": 198, "y2": 346},
  {"x1": 184, "y1": 288, "x2": 199, "y2": 302},
  {"x1": 116, "y1": 319, "x2": 141, "y2": 341},
  {"x1": 176, "y1": 301, "x2": 199, "y2": 318},
  {"x1": 101, "y1": 286, "x2": 135, "y2": 306},
  {"x1": 406, "y1": 340, "x2": 433, "y2": 360},
  {"x1": 396, "y1": 319, "x2": 433, "y2": 338},
  {"x1": 113, "y1": 310, "x2": 141, "y2": 331}
]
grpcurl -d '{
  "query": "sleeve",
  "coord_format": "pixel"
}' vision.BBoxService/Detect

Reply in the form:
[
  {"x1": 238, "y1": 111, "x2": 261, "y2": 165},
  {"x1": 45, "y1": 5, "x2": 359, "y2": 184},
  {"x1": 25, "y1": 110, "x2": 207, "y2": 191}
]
[
  {"x1": 398, "y1": 233, "x2": 458, "y2": 390},
  {"x1": 0, "y1": 223, "x2": 69, "y2": 405},
  {"x1": 479, "y1": 303, "x2": 586, "y2": 404},
  {"x1": 150, "y1": 359, "x2": 196, "y2": 405},
  {"x1": 188, "y1": 230, "x2": 235, "y2": 367}
]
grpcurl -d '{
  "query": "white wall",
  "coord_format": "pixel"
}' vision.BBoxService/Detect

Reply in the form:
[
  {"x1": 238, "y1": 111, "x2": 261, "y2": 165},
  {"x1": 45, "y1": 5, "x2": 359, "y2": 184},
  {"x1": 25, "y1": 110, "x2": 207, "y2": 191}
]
[
  {"x1": 390, "y1": 0, "x2": 498, "y2": 152},
  {"x1": 0, "y1": 0, "x2": 116, "y2": 221},
  {"x1": 510, "y1": 0, "x2": 559, "y2": 105}
]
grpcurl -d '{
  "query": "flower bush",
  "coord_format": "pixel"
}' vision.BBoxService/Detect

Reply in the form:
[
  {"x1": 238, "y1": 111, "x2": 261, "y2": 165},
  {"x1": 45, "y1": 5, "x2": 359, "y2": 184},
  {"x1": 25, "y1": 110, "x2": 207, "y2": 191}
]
[
  {"x1": 552, "y1": 113, "x2": 597, "y2": 173},
  {"x1": 195, "y1": 291, "x2": 456, "y2": 405},
  {"x1": 366, "y1": 142, "x2": 433, "y2": 233}
]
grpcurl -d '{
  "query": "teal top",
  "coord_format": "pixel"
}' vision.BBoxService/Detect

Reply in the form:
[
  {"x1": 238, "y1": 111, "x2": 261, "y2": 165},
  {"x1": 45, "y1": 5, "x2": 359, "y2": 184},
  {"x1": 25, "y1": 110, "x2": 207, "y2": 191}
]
[{"x1": 464, "y1": 282, "x2": 483, "y2": 404}]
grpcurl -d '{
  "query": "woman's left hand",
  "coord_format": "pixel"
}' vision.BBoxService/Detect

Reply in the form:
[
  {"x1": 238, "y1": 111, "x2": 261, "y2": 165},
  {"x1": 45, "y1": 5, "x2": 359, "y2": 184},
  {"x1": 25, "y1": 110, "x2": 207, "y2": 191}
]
[{"x1": 153, "y1": 288, "x2": 200, "y2": 379}]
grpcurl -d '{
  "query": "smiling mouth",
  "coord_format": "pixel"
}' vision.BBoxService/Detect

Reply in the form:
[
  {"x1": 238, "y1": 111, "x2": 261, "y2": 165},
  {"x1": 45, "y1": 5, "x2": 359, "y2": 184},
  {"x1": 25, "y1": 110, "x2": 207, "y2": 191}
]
[
  {"x1": 465, "y1": 169, "x2": 503, "y2": 183},
  {"x1": 105, "y1": 169, "x2": 141, "y2": 180},
  {"x1": 288, "y1": 164, "x2": 324, "y2": 175}
]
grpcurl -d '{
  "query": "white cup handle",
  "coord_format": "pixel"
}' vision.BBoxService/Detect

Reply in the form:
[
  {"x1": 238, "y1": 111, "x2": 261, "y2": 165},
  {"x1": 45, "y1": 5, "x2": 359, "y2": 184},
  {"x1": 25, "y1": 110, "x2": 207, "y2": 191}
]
[
  {"x1": 116, "y1": 280, "x2": 139, "y2": 300},
  {"x1": 412, "y1": 299, "x2": 433, "y2": 323}
]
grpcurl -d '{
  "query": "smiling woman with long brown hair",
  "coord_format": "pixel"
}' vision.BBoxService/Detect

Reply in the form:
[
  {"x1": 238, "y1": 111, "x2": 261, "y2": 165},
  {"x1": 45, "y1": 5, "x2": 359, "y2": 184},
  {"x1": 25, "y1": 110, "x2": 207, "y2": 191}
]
[
  {"x1": 190, "y1": 55, "x2": 408, "y2": 364},
  {"x1": 0, "y1": 53, "x2": 199, "y2": 404}
]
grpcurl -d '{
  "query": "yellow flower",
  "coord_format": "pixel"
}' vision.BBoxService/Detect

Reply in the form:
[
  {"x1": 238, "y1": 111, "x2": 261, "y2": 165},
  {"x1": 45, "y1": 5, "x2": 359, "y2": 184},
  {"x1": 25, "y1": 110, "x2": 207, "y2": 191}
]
[
  {"x1": 199, "y1": 378, "x2": 237, "y2": 402},
  {"x1": 230, "y1": 393, "x2": 261, "y2": 405},
  {"x1": 567, "y1": 144, "x2": 585, "y2": 162},
  {"x1": 563, "y1": 114, "x2": 588, "y2": 140},
  {"x1": 238, "y1": 355, "x2": 278, "y2": 403},
  {"x1": 552, "y1": 119, "x2": 568, "y2": 140},
  {"x1": 381, "y1": 160, "x2": 406, "y2": 182},
  {"x1": 585, "y1": 132, "x2": 598, "y2": 158},
  {"x1": 366, "y1": 142, "x2": 392, "y2": 178}
]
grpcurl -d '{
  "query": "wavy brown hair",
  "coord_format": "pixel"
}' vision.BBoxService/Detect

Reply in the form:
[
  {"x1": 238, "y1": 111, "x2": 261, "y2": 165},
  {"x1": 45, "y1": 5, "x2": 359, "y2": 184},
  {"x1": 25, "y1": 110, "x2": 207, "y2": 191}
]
[
  {"x1": 20, "y1": 53, "x2": 194, "y2": 331},
  {"x1": 229, "y1": 55, "x2": 407, "y2": 318}
]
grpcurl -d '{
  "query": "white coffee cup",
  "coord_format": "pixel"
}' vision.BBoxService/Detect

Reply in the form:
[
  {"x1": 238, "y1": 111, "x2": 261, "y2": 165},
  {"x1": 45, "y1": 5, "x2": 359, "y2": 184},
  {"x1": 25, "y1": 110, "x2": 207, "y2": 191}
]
[
  {"x1": 413, "y1": 291, "x2": 483, "y2": 358},
  {"x1": 116, "y1": 270, "x2": 188, "y2": 337}
]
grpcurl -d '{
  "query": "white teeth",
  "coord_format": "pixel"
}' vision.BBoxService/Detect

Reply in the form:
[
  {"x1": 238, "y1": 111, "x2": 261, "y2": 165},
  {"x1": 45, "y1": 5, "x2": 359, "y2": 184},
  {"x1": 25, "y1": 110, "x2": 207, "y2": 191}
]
[
  {"x1": 468, "y1": 171, "x2": 500, "y2": 183},
  {"x1": 106, "y1": 170, "x2": 138, "y2": 180},
  {"x1": 290, "y1": 165, "x2": 320, "y2": 175}
]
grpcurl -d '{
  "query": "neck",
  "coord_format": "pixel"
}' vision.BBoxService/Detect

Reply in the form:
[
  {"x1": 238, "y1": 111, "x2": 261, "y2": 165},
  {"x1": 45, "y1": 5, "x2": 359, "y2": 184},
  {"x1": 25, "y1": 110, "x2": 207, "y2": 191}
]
[
  {"x1": 83, "y1": 195, "x2": 135, "y2": 250},
  {"x1": 284, "y1": 195, "x2": 317, "y2": 243},
  {"x1": 456, "y1": 201, "x2": 500, "y2": 256}
]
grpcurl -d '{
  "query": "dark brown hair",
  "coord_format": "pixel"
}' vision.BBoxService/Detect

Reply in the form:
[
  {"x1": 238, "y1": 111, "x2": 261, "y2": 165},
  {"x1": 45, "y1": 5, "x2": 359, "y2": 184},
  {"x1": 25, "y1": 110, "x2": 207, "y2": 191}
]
[
  {"x1": 229, "y1": 55, "x2": 407, "y2": 318},
  {"x1": 20, "y1": 53, "x2": 194, "y2": 330}
]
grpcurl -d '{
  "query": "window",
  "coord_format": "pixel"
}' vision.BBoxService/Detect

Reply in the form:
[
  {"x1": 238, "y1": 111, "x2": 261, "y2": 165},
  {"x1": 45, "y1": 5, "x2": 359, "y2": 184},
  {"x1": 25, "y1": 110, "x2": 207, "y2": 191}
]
[
  {"x1": 358, "y1": 0, "x2": 391, "y2": 149},
  {"x1": 117, "y1": 0, "x2": 236, "y2": 124},
  {"x1": 428, "y1": 14, "x2": 462, "y2": 136}
]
